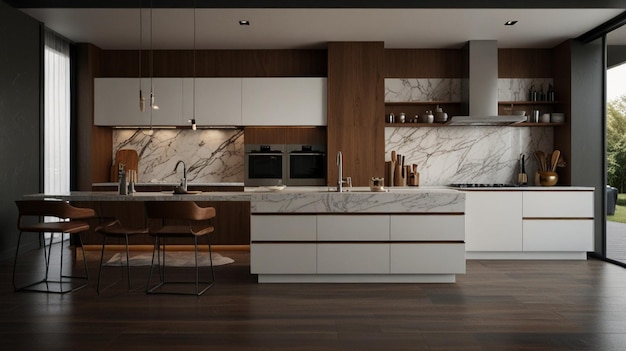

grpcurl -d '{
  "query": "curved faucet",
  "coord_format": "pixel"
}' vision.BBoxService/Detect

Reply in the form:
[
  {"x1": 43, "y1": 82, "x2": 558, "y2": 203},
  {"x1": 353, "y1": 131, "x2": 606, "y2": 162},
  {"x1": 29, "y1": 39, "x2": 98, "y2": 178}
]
[
  {"x1": 174, "y1": 160, "x2": 187, "y2": 191},
  {"x1": 337, "y1": 151, "x2": 343, "y2": 192}
]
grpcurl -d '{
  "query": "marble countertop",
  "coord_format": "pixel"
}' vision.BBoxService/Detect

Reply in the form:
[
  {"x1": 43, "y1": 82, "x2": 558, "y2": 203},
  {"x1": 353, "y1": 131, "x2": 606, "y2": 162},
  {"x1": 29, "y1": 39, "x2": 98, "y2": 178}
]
[
  {"x1": 23, "y1": 185, "x2": 592, "y2": 213},
  {"x1": 453, "y1": 186, "x2": 594, "y2": 191},
  {"x1": 93, "y1": 182, "x2": 244, "y2": 187},
  {"x1": 248, "y1": 186, "x2": 465, "y2": 213},
  {"x1": 23, "y1": 191, "x2": 251, "y2": 202}
]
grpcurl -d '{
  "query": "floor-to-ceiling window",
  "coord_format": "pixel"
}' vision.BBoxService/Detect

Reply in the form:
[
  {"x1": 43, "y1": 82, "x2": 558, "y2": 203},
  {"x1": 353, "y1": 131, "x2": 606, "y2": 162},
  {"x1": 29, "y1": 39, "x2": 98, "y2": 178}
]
[
  {"x1": 605, "y1": 25, "x2": 626, "y2": 266},
  {"x1": 44, "y1": 29, "x2": 70, "y2": 196},
  {"x1": 43, "y1": 29, "x2": 71, "y2": 239}
]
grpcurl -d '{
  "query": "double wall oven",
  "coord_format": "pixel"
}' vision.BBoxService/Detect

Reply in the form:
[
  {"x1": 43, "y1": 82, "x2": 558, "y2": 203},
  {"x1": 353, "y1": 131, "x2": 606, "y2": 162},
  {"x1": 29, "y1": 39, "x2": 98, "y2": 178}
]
[{"x1": 245, "y1": 144, "x2": 326, "y2": 186}]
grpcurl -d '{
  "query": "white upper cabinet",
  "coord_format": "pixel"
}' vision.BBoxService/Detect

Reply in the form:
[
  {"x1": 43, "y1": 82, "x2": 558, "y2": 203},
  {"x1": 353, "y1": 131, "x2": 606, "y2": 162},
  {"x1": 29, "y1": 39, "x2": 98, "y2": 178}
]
[
  {"x1": 95, "y1": 77, "x2": 326, "y2": 126},
  {"x1": 241, "y1": 77, "x2": 327, "y2": 126},
  {"x1": 192, "y1": 78, "x2": 242, "y2": 126},
  {"x1": 95, "y1": 78, "x2": 185, "y2": 126},
  {"x1": 94, "y1": 78, "x2": 150, "y2": 126}
]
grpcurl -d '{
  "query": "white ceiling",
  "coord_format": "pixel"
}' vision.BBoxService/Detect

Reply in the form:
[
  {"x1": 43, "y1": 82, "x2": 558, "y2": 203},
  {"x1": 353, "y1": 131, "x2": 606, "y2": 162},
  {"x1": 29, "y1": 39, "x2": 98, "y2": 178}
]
[{"x1": 20, "y1": 8, "x2": 626, "y2": 50}]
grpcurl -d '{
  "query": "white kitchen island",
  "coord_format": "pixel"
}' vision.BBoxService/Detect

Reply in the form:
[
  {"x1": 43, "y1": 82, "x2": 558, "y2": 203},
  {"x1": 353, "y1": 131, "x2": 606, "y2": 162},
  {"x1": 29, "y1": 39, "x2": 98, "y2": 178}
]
[{"x1": 248, "y1": 187, "x2": 466, "y2": 283}]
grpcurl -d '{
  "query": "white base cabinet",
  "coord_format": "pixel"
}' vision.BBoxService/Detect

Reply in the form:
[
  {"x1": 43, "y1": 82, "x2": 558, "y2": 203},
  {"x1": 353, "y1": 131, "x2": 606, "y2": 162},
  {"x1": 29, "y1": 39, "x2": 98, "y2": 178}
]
[
  {"x1": 466, "y1": 190, "x2": 594, "y2": 260},
  {"x1": 251, "y1": 214, "x2": 465, "y2": 283}
]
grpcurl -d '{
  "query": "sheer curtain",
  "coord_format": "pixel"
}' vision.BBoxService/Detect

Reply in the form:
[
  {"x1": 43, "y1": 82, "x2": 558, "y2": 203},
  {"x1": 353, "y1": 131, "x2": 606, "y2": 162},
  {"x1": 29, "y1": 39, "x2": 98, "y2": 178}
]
[
  {"x1": 44, "y1": 29, "x2": 70, "y2": 197},
  {"x1": 44, "y1": 29, "x2": 71, "y2": 239}
]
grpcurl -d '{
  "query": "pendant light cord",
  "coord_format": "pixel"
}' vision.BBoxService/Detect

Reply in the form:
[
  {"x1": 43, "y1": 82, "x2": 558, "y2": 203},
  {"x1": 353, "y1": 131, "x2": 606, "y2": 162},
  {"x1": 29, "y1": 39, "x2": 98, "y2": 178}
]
[{"x1": 193, "y1": 0, "x2": 197, "y2": 122}]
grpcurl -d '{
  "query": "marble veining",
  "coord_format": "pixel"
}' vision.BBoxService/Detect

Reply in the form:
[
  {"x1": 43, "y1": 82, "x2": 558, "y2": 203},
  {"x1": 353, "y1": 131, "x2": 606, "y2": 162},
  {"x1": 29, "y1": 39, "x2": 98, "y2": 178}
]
[
  {"x1": 251, "y1": 190, "x2": 465, "y2": 213},
  {"x1": 385, "y1": 79, "x2": 462, "y2": 102},
  {"x1": 498, "y1": 78, "x2": 554, "y2": 101},
  {"x1": 113, "y1": 129, "x2": 244, "y2": 184},
  {"x1": 385, "y1": 126, "x2": 553, "y2": 185}
]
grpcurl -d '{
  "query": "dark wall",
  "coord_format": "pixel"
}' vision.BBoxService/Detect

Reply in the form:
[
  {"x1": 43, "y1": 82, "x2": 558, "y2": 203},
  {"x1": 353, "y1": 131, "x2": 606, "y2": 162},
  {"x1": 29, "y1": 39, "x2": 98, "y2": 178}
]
[
  {"x1": 607, "y1": 45, "x2": 626, "y2": 69},
  {"x1": 0, "y1": 1, "x2": 42, "y2": 260},
  {"x1": 570, "y1": 38, "x2": 606, "y2": 255}
]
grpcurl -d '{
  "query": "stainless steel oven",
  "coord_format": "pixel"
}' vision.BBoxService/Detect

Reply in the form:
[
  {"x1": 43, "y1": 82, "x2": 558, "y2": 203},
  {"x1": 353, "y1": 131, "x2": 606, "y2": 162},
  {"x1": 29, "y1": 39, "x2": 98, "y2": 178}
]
[
  {"x1": 286, "y1": 144, "x2": 326, "y2": 186},
  {"x1": 244, "y1": 144, "x2": 286, "y2": 186}
]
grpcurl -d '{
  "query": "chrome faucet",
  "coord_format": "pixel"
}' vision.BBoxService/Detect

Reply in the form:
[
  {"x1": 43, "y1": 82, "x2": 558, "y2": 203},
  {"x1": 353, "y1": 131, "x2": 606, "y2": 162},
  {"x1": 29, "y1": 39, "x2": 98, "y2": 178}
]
[
  {"x1": 174, "y1": 160, "x2": 187, "y2": 191},
  {"x1": 337, "y1": 151, "x2": 343, "y2": 192},
  {"x1": 336, "y1": 151, "x2": 351, "y2": 192}
]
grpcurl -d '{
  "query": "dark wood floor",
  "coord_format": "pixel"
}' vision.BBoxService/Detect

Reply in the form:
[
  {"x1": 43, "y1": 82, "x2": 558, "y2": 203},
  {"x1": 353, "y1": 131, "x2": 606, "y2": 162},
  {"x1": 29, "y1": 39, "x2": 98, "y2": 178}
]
[{"x1": 2, "y1": 244, "x2": 626, "y2": 351}]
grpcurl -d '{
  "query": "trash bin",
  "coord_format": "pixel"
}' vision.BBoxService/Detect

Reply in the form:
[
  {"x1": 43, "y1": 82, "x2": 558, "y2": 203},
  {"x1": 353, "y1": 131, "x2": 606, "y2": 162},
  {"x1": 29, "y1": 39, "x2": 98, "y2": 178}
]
[{"x1": 607, "y1": 185, "x2": 618, "y2": 215}]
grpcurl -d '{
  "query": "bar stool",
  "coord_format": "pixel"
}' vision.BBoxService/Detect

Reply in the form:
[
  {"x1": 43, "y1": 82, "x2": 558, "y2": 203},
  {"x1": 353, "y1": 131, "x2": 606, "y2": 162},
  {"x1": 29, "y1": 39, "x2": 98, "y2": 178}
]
[
  {"x1": 95, "y1": 219, "x2": 148, "y2": 295},
  {"x1": 13, "y1": 199, "x2": 95, "y2": 293},
  {"x1": 144, "y1": 201, "x2": 216, "y2": 296}
]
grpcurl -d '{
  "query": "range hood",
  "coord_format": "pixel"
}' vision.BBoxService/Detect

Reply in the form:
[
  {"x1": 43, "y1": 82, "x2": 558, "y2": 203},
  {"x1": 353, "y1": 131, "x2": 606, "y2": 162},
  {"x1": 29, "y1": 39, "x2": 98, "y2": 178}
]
[
  {"x1": 448, "y1": 40, "x2": 526, "y2": 126},
  {"x1": 448, "y1": 115, "x2": 526, "y2": 126}
]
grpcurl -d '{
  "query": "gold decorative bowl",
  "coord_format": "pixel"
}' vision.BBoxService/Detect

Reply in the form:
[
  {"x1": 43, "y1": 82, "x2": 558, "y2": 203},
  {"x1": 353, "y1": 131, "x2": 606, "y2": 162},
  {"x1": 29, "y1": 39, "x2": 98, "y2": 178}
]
[{"x1": 538, "y1": 171, "x2": 558, "y2": 186}]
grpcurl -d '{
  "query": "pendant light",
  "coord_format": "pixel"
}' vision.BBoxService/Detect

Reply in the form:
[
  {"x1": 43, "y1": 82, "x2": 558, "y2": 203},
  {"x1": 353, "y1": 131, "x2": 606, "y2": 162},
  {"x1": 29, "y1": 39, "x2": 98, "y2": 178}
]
[
  {"x1": 149, "y1": 0, "x2": 158, "y2": 112},
  {"x1": 188, "y1": 1, "x2": 197, "y2": 131},
  {"x1": 138, "y1": 1, "x2": 145, "y2": 112}
]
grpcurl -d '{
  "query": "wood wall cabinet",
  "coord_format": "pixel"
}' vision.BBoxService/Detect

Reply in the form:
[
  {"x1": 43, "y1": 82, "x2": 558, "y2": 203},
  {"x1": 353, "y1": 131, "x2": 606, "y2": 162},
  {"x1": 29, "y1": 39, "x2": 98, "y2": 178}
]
[
  {"x1": 241, "y1": 77, "x2": 327, "y2": 126},
  {"x1": 327, "y1": 42, "x2": 385, "y2": 187}
]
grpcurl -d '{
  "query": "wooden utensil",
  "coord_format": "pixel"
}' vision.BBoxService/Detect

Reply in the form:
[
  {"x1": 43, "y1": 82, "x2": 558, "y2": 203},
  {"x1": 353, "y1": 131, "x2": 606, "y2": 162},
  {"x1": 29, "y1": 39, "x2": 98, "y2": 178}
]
[
  {"x1": 536, "y1": 151, "x2": 546, "y2": 171},
  {"x1": 551, "y1": 150, "x2": 560, "y2": 172},
  {"x1": 391, "y1": 150, "x2": 396, "y2": 162}
]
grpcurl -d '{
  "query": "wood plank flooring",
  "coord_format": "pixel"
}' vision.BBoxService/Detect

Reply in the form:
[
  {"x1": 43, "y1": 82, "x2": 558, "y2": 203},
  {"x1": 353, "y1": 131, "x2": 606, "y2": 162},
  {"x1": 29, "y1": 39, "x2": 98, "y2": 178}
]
[{"x1": 2, "y1": 244, "x2": 626, "y2": 350}]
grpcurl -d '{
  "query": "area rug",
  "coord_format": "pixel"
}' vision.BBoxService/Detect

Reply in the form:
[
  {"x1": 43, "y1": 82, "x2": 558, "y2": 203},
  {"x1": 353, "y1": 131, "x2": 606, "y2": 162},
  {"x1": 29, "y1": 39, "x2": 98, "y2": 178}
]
[{"x1": 105, "y1": 251, "x2": 234, "y2": 267}]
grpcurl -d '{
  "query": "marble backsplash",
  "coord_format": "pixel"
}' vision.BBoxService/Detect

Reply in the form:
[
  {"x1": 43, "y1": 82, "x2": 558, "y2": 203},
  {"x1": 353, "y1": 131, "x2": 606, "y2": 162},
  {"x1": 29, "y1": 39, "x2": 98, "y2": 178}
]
[
  {"x1": 385, "y1": 126, "x2": 554, "y2": 185},
  {"x1": 385, "y1": 78, "x2": 555, "y2": 103},
  {"x1": 113, "y1": 129, "x2": 244, "y2": 184},
  {"x1": 385, "y1": 79, "x2": 462, "y2": 102}
]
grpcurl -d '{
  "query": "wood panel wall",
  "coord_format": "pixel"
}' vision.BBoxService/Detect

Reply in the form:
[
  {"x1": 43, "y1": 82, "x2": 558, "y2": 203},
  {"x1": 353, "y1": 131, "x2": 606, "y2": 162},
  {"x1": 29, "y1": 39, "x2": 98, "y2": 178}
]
[
  {"x1": 244, "y1": 127, "x2": 326, "y2": 145},
  {"x1": 75, "y1": 43, "x2": 112, "y2": 190},
  {"x1": 327, "y1": 42, "x2": 385, "y2": 187},
  {"x1": 99, "y1": 49, "x2": 327, "y2": 77},
  {"x1": 498, "y1": 48, "x2": 554, "y2": 78},
  {"x1": 551, "y1": 42, "x2": 572, "y2": 186},
  {"x1": 385, "y1": 49, "x2": 463, "y2": 78}
]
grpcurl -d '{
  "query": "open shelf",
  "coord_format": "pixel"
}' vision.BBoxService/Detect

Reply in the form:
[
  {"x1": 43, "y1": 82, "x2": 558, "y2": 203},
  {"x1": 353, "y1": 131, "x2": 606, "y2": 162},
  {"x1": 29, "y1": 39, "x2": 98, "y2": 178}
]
[{"x1": 384, "y1": 122, "x2": 565, "y2": 128}]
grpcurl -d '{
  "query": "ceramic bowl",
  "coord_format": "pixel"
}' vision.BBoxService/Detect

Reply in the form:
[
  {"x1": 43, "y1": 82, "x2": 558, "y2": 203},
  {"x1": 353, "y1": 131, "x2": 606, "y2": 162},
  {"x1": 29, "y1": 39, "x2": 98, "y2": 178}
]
[
  {"x1": 551, "y1": 113, "x2": 565, "y2": 123},
  {"x1": 512, "y1": 110, "x2": 526, "y2": 116}
]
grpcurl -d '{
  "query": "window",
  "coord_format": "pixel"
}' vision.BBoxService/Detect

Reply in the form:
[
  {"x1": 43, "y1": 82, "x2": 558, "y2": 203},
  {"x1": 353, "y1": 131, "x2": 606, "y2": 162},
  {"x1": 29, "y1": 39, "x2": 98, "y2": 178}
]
[{"x1": 44, "y1": 29, "x2": 70, "y2": 197}]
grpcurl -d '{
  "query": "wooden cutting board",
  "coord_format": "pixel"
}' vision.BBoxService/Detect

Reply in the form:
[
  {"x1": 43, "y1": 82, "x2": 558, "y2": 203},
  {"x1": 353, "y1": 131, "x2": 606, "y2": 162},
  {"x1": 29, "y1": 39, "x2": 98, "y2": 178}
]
[{"x1": 111, "y1": 149, "x2": 139, "y2": 182}]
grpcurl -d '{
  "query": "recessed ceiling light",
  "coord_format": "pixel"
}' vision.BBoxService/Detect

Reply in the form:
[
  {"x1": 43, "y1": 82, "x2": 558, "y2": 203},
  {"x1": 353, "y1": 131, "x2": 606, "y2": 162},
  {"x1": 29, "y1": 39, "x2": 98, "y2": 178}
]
[
  {"x1": 239, "y1": 20, "x2": 250, "y2": 26},
  {"x1": 505, "y1": 20, "x2": 518, "y2": 26}
]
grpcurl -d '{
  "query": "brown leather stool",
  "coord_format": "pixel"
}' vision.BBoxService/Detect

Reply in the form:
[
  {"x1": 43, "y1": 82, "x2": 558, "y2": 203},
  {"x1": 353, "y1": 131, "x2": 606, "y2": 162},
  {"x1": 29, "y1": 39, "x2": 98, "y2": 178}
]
[
  {"x1": 95, "y1": 219, "x2": 148, "y2": 295},
  {"x1": 144, "y1": 201, "x2": 216, "y2": 296},
  {"x1": 13, "y1": 199, "x2": 95, "y2": 293}
]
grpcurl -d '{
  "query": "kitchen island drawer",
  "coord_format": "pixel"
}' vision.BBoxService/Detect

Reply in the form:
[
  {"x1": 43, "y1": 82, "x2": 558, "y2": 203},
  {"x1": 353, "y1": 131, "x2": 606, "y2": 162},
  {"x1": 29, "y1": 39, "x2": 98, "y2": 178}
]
[
  {"x1": 251, "y1": 243, "x2": 316, "y2": 274},
  {"x1": 317, "y1": 244, "x2": 390, "y2": 274},
  {"x1": 317, "y1": 215, "x2": 390, "y2": 241},
  {"x1": 251, "y1": 215, "x2": 316, "y2": 241},
  {"x1": 390, "y1": 215, "x2": 464, "y2": 241},
  {"x1": 391, "y1": 243, "x2": 466, "y2": 274}
]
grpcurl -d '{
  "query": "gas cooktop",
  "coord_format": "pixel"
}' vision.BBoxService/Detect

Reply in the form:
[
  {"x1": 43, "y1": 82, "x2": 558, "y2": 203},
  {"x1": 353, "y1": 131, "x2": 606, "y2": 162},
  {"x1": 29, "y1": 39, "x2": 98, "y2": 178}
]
[{"x1": 449, "y1": 183, "x2": 519, "y2": 188}]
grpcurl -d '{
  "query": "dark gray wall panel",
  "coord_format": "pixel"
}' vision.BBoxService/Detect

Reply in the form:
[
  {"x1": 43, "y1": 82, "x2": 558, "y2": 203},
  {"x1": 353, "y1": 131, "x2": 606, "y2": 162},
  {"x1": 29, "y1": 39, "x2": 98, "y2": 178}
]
[
  {"x1": 0, "y1": 0, "x2": 42, "y2": 259},
  {"x1": 570, "y1": 39, "x2": 605, "y2": 255}
]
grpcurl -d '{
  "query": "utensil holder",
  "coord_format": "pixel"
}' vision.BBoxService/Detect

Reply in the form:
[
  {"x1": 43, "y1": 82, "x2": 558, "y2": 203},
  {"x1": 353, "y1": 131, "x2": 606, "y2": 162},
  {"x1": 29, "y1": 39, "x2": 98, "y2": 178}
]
[
  {"x1": 537, "y1": 171, "x2": 558, "y2": 186},
  {"x1": 408, "y1": 172, "x2": 420, "y2": 186},
  {"x1": 517, "y1": 173, "x2": 527, "y2": 185}
]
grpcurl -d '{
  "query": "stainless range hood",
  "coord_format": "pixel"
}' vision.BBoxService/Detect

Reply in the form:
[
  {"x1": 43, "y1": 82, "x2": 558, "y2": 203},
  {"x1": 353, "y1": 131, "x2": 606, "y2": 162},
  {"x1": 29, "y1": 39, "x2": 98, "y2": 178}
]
[
  {"x1": 447, "y1": 115, "x2": 526, "y2": 126},
  {"x1": 448, "y1": 40, "x2": 526, "y2": 126}
]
